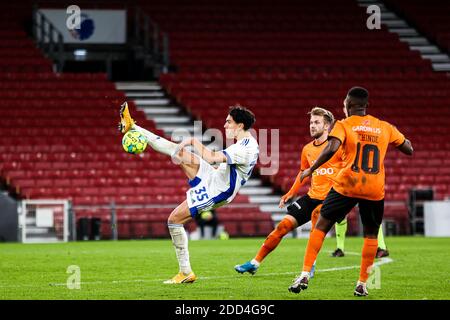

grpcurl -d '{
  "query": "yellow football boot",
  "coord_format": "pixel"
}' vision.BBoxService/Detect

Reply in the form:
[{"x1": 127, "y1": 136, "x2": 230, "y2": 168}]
[
  {"x1": 163, "y1": 272, "x2": 197, "y2": 284},
  {"x1": 118, "y1": 102, "x2": 136, "y2": 133}
]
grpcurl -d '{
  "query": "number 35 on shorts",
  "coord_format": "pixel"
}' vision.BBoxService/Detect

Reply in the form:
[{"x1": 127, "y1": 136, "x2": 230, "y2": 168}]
[{"x1": 194, "y1": 186, "x2": 209, "y2": 201}]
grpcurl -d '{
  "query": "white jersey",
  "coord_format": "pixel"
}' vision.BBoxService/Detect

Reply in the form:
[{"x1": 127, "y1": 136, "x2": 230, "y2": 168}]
[
  {"x1": 186, "y1": 136, "x2": 259, "y2": 216},
  {"x1": 217, "y1": 136, "x2": 259, "y2": 197}
]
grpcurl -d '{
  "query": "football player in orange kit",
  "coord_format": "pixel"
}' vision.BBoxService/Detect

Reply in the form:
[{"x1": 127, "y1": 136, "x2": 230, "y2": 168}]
[
  {"x1": 235, "y1": 107, "x2": 342, "y2": 276},
  {"x1": 288, "y1": 87, "x2": 413, "y2": 296}
]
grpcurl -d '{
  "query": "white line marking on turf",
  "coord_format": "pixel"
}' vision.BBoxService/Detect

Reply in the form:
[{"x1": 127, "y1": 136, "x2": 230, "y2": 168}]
[{"x1": 0, "y1": 257, "x2": 394, "y2": 289}]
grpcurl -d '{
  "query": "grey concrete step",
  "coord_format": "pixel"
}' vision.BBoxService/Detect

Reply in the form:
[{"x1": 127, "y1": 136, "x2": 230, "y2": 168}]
[
  {"x1": 139, "y1": 106, "x2": 180, "y2": 115},
  {"x1": 125, "y1": 92, "x2": 165, "y2": 98},
  {"x1": 432, "y1": 63, "x2": 450, "y2": 71},
  {"x1": 249, "y1": 195, "x2": 281, "y2": 204},
  {"x1": 238, "y1": 187, "x2": 273, "y2": 195},
  {"x1": 134, "y1": 99, "x2": 171, "y2": 106},
  {"x1": 422, "y1": 54, "x2": 450, "y2": 62},
  {"x1": 158, "y1": 125, "x2": 195, "y2": 133},
  {"x1": 115, "y1": 82, "x2": 161, "y2": 91},
  {"x1": 243, "y1": 179, "x2": 262, "y2": 187},
  {"x1": 389, "y1": 28, "x2": 419, "y2": 36},
  {"x1": 260, "y1": 204, "x2": 285, "y2": 213},
  {"x1": 151, "y1": 116, "x2": 191, "y2": 124},
  {"x1": 410, "y1": 46, "x2": 441, "y2": 54},
  {"x1": 400, "y1": 37, "x2": 430, "y2": 45},
  {"x1": 382, "y1": 20, "x2": 408, "y2": 28}
]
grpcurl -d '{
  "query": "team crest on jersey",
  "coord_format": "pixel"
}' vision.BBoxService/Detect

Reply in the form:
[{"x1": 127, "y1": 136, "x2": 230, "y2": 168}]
[{"x1": 362, "y1": 119, "x2": 370, "y2": 126}]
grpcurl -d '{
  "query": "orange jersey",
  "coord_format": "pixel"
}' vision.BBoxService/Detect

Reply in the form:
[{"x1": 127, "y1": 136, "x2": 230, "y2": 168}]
[
  {"x1": 300, "y1": 140, "x2": 344, "y2": 200},
  {"x1": 329, "y1": 115, "x2": 405, "y2": 201}
]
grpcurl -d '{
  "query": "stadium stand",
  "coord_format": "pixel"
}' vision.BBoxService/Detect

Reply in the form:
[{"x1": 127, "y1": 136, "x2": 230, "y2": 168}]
[
  {"x1": 384, "y1": 0, "x2": 450, "y2": 54},
  {"x1": 1, "y1": 0, "x2": 449, "y2": 238},
  {"x1": 143, "y1": 0, "x2": 450, "y2": 234},
  {"x1": 0, "y1": 2, "x2": 271, "y2": 239}
]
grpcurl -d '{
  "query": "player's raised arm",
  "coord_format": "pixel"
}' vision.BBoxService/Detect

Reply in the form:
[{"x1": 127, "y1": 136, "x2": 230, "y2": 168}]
[
  {"x1": 300, "y1": 137, "x2": 341, "y2": 182},
  {"x1": 178, "y1": 137, "x2": 227, "y2": 164},
  {"x1": 397, "y1": 139, "x2": 414, "y2": 156},
  {"x1": 279, "y1": 148, "x2": 310, "y2": 208},
  {"x1": 388, "y1": 121, "x2": 414, "y2": 156}
]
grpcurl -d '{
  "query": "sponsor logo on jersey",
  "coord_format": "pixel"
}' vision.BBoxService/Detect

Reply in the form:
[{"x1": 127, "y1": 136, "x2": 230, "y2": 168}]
[
  {"x1": 313, "y1": 167, "x2": 334, "y2": 176},
  {"x1": 352, "y1": 125, "x2": 381, "y2": 134}
]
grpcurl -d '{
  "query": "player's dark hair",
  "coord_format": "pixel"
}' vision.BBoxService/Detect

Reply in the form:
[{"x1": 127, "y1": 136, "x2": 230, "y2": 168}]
[
  {"x1": 229, "y1": 105, "x2": 256, "y2": 131},
  {"x1": 347, "y1": 87, "x2": 369, "y2": 107}
]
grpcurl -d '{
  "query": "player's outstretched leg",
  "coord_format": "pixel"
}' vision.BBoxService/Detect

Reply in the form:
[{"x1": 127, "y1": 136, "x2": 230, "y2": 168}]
[
  {"x1": 119, "y1": 101, "x2": 188, "y2": 160},
  {"x1": 234, "y1": 216, "x2": 296, "y2": 275},
  {"x1": 164, "y1": 201, "x2": 197, "y2": 284}
]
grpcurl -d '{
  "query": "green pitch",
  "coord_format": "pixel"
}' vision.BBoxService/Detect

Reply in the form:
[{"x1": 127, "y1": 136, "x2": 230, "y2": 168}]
[{"x1": 1, "y1": 237, "x2": 449, "y2": 300}]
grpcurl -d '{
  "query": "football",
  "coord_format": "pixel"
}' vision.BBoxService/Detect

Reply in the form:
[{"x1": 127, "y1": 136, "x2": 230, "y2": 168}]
[{"x1": 122, "y1": 130, "x2": 148, "y2": 154}]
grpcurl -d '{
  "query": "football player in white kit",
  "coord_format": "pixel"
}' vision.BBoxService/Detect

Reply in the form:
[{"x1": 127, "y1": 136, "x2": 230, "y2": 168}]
[{"x1": 119, "y1": 102, "x2": 259, "y2": 284}]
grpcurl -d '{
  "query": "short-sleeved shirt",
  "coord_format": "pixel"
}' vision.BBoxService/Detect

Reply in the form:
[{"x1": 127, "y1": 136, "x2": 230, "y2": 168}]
[
  {"x1": 187, "y1": 136, "x2": 259, "y2": 216},
  {"x1": 329, "y1": 114, "x2": 405, "y2": 201},
  {"x1": 221, "y1": 136, "x2": 259, "y2": 187},
  {"x1": 300, "y1": 140, "x2": 344, "y2": 200}
]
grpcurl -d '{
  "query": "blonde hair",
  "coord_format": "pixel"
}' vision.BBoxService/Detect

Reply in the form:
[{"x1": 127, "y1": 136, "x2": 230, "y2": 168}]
[{"x1": 308, "y1": 107, "x2": 335, "y2": 125}]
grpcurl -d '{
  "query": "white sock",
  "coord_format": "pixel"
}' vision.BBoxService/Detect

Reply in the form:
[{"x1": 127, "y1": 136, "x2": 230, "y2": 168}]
[
  {"x1": 168, "y1": 223, "x2": 192, "y2": 275},
  {"x1": 133, "y1": 124, "x2": 178, "y2": 157},
  {"x1": 301, "y1": 271, "x2": 310, "y2": 278},
  {"x1": 250, "y1": 259, "x2": 260, "y2": 267}
]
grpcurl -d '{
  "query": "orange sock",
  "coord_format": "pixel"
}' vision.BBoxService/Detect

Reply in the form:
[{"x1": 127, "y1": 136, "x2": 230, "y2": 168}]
[
  {"x1": 255, "y1": 218, "x2": 295, "y2": 262},
  {"x1": 359, "y1": 238, "x2": 378, "y2": 282},
  {"x1": 302, "y1": 229, "x2": 326, "y2": 272},
  {"x1": 310, "y1": 205, "x2": 322, "y2": 232}
]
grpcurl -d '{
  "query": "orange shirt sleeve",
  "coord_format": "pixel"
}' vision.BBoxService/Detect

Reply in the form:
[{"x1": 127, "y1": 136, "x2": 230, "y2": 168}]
[
  {"x1": 285, "y1": 147, "x2": 310, "y2": 196},
  {"x1": 388, "y1": 123, "x2": 406, "y2": 147},
  {"x1": 300, "y1": 147, "x2": 310, "y2": 171},
  {"x1": 329, "y1": 120, "x2": 346, "y2": 144}
]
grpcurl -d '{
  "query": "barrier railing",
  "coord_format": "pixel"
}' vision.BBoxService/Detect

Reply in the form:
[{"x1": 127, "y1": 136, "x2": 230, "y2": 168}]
[
  {"x1": 134, "y1": 7, "x2": 170, "y2": 75},
  {"x1": 32, "y1": 4, "x2": 65, "y2": 72}
]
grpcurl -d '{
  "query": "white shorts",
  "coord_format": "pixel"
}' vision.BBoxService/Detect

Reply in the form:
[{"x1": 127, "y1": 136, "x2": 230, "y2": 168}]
[{"x1": 186, "y1": 157, "x2": 234, "y2": 217}]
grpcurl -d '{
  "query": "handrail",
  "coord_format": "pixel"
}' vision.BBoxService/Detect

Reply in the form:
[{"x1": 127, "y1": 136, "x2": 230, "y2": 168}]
[
  {"x1": 32, "y1": 4, "x2": 65, "y2": 72},
  {"x1": 134, "y1": 6, "x2": 170, "y2": 75}
]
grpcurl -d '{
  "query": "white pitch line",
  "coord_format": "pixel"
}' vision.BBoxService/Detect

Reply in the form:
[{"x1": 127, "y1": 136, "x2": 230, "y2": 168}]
[
  {"x1": 0, "y1": 247, "x2": 386, "y2": 289},
  {"x1": 0, "y1": 258, "x2": 393, "y2": 289}
]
